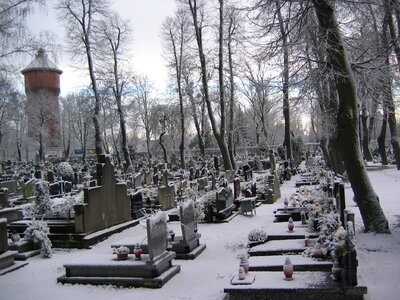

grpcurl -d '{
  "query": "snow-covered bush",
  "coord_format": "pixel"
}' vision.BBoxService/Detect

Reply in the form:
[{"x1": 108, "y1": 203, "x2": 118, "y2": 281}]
[
  {"x1": 248, "y1": 229, "x2": 267, "y2": 243},
  {"x1": 24, "y1": 219, "x2": 52, "y2": 258},
  {"x1": 50, "y1": 192, "x2": 84, "y2": 217},
  {"x1": 35, "y1": 180, "x2": 52, "y2": 215},
  {"x1": 55, "y1": 162, "x2": 74, "y2": 181}
]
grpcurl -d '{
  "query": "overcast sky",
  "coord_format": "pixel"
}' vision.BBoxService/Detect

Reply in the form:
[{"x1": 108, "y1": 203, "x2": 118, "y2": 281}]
[{"x1": 27, "y1": 0, "x2": 177, "y2": 96}]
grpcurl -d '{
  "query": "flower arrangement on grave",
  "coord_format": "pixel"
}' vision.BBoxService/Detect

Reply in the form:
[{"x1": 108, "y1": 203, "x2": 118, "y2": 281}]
[
  {"x1": 113, "y1": 246, "x2": 130, "y2": 260},
  {"x1": 24, "y1": 219, "x2": 52, "y2": 258},
  {"x1": 248, "y1": 229, "x2": 267, "y2": 244},
  {"x1": 303, "y1": 212, "x2": 348, "y2": 262}
]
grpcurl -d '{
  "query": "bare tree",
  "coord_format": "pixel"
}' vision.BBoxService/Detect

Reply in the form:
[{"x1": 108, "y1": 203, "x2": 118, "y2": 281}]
[
  {"x1": 182, "y1": 0, "x2": 233, "y2": 170},
  {"x1": 162, "y1": 9, "x2": 192, "y2": 169},
  {"x1": 97, "y1": 11, "x2": 133, "y2": 170},
  {"x1": 132, "y1": 75, "x2": 155, "y2": 159},
  {"x1": 56, "y1": 0, "x2": 108, "y2": 161},
  {"x1": 67, "y1": 91, "x2": 94, "y2": 162}
]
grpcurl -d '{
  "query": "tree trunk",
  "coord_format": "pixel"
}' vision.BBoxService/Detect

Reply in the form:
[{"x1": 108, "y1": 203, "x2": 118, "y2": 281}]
[
  {"x1": 159, "y1": 132, "x2": 168, "y2": 163},
  {"x1": 188, "y1": 0, "x2": 232, "y2": 170},
  {"x1": 186, "y1": 81, "x2": 205, "y2": 157},
  {"x1": 382, "y1": 2, "x2": 400, "y2": 169},
  {"x1": 378, "y1": 110, "x2": 389, "y2": 165},
  {"x1": 227, "y1": 23, "x2": 236, "y2": 170},
  {"x1": 319, "y1": 137, "x2": 331, "y2": 168},
  {"x1": 312, "y1": 0, "x2": 390, "y2": 233},
  {"x1": 361, "y1": 103, "x2": 373, "y2": 161},
  {"x1": 275, "y1": 0, "x2": 293, "y2": 164}
]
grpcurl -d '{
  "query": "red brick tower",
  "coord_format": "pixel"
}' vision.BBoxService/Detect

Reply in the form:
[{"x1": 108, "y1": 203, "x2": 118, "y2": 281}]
[{"x1": 21, "y1": 49, "x2": 63, "y2": 157}]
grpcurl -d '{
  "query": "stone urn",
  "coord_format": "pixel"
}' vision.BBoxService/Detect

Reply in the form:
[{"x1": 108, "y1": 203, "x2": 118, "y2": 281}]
[{"x1": 283, "y1": 257, "x2": 294, "y2": 280}]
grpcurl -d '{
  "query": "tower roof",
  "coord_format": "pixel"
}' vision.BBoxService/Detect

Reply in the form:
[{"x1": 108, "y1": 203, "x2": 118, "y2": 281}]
[{"x1": 21, "y1": 49, "x2": 63, "y2": 75}]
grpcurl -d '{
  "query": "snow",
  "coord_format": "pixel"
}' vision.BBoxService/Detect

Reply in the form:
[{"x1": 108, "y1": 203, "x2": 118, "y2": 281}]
[{"x1": 1, "y1": 165, "x2": 400, "y2": 299}]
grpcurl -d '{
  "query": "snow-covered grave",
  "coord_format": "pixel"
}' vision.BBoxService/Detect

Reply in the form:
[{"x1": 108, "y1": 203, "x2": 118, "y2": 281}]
[{"x1": 57, "y1": 211, "x2": 180, "y2": 288}]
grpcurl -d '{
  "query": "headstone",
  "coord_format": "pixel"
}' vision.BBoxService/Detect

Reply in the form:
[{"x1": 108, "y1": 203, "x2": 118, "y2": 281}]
[
  {"x1": 74, "y1": 154, "x2": 131, "y2": 234},
  {"x1": 144, "y1": 171, "x2": 152, "y2": 186},
  {"x1": 216, "y1": 186, "x2": 233, "y2": 212},
  {"x1": 146, "y1": 211, "x2": 168, "y2": 260},
  {"x1": 198, "y1": 177, "x2": 208, "y2": 192},
  {"x1": 133, "y1": 173, "x2": 142, "y2": 188},
  {"x1": 269, "y1": 150, "x2": 276, "y2": 172},
  {"x1": 22, "y1": 178, "x2": 36, "y2": 201},
  {"x1": 180, "y1": 200, "x2": 196, "y2": 241},
  {"x1": 213, "y1": 156, "x2": 219, "y2": 171},
  {"x1": 158, "y1": 185, "x2": 175, "y2": 211},
  {"x1": 49, "y1": 182, "x2": 61, "y2": 196},
  {"x1": 233, "y1": 178, "x2": 241, "y2": 200},
  {"x1": 153, "y1": 173, "x2": 159, "y2": 186},
  {"x1": 189, "y1": 167, "x2": 194, "y2": 181},
  {"x1": 0, "y1": 218, "x2": 7, "y2": 253},
  {"x1": 0, "y1": 188, "x2": 9, "y2": 208},
  {"x1": 47, "y1": 170, "x2": 55, "y2": 183}
]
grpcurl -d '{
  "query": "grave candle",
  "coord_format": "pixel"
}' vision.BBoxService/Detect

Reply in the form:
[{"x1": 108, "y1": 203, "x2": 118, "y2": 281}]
[{"x1": 288, "y1": 217, "x2": 294, "y2": 232}]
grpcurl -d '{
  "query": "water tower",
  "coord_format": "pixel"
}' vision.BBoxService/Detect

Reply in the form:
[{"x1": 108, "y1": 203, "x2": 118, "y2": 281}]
[{"x1": 21, "y1": 48, "x2": 63, "y2": 158}]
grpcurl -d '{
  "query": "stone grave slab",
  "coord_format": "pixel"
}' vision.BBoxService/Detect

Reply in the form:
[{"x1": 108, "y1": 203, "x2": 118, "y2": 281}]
[
  {"x1": 58, "y1": 211, "x2": 180, "y2": 288},
  {"x1": 224, "y1": 271, "x2": 367, "y2": 300},
  {"x1": 248, "y1": 239, "x2": 308, "y2": 256},
  {"x1": 248, "y1": 254, "x2": 332, "y2": 272}
]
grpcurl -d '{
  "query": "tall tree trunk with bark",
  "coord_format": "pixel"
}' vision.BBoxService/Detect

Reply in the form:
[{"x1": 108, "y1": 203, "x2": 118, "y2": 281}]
[
  {"x1": 275, "y1": 0, "x2": 293, "y2": 164},
  {"x1": 188, "y1": 0, "x2": 232, "y2": 170},
  {"x1": 383, "y1": 1, "x2": 400, "y2": 169},
  {"x1": 312, "y1": 0, "x2": 390, "y2": 233},
  {"x1": 378, "y1": 109, "x2": 389, "y2": 165},
  {"x1": 361, "y1": 102, "x2": 373, "y2": 161}
]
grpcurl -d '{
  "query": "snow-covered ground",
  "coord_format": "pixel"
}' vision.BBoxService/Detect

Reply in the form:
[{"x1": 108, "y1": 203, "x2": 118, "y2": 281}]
[{"x1": 1, "y1": 165, "x2": 399, "y2": 300}]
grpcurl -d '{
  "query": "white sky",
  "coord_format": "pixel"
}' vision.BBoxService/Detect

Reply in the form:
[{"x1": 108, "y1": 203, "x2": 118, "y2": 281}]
[{"x1": 27, "y1": 0, "x2": 177, "y2": 96}]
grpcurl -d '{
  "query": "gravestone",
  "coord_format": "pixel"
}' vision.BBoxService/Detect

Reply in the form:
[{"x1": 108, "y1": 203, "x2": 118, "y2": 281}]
[
  {"x1": 0, "y1": 188, "x2": 9, "y2": 208},
  {"x1": 130, "y1": 191, "x2": 144, "y2": 219},
  {"x1": 233, "y1": 178, "x2": 241, "y2": 200},
  {"x1": 49, "y1": 182, "x2": 61, "y2": 196},
  {"x1": 269, "y1": 149, "x2": 276, "y2": 172},
  {"x1": 0, "y1": 180, "x2": 18, "y2": 194},
  {"x1": 144, "y1": 171, "x2": 152, "y2": 186},
  {"x1": 198, "y1": 177, "x2": 208, "y2": 192},
  {"x1": 133, "y1": 173, "x2": 142, "y2": 188},
  {"x1": 216, "y1": 186, "x2": 235, "y2": 220},
  {"x1": 22, "y1": 178, "x2": 36, "y2": 201},
  {"x1": 0, "y1": 218, "x2": 7, "y2": 253},
  {"x1": 158, "y1": 185, "x2": 175, "y2": 211},
  {"x1": 170, "y1": 200, "x2": 206, "y2": 259},
  {"x1": 153, "y1": 173, "x2": 159, "y2": 186},
  {"x1": 47, "y1": 170, "x2": 55, "y2": 183},
  {"x1": 74, "y1": 154, "x2": 131, "y2": 234},
  {"x1": 147, "y1": 211, "x2": 168, "y2": 260}
]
